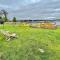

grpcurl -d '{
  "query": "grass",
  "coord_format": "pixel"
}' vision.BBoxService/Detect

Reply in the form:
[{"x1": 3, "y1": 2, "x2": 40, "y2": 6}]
[{"x1": 0, "y1": 23, "x2": 60, "y2": 60}]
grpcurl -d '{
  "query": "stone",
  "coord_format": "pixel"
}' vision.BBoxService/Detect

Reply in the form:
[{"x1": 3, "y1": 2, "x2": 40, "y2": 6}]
[
  {"x1": 38, "y1": 48, "x2": 45, "y2": 53},
  {"x1": 0, "y1": 30, "x2": 17, "y2": 41}
]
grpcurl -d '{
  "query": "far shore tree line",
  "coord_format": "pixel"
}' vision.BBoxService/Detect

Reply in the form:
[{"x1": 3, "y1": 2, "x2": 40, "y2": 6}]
[{"x1": 0, "y1": 9, "x2": 17, "y2": 22}]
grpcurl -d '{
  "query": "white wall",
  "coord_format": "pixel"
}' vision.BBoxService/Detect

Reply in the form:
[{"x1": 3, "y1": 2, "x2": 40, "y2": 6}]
[{"x1": 56, "y1": 21, "x2": 60, "y2": 26}]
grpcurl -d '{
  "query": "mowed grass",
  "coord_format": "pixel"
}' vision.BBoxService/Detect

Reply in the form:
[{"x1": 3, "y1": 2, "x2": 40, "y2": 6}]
[{"x1": 0, "y1": 23, "x2": 60, "y2": 60}]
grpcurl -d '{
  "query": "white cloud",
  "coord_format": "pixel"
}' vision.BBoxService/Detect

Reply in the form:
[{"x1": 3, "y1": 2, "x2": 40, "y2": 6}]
[
  {"x1": 52, "y1": 0, "x2": 59, "y2": 2},
  {"x1": 0, "y1": 4, "x2": 20, "y2": 11},
  {"x1": 30, "y1": 0, "x2": 41, "y2": 3},
  {"x1": 55, "y1": 8, "x2": 60, "y2": 11},
  {"x1": 0, "y1": 0, "x2": 60, "y2": 19},
  {"x1": 23, "y1": 0, "x2": 41, "y2": 5},
  {"x1": 0, "y1": 4, "x2": 9, "y2": 8}
]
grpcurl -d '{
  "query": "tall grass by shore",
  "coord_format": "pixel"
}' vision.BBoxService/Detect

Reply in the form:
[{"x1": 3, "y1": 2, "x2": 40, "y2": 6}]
[{"x1": 0, "y1": 23, "x2": 60, "y2": 60}]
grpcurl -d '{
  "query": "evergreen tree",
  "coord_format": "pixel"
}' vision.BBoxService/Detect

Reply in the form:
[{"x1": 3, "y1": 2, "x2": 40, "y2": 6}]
[{"x1": 13, "y1": 17, "x2": 16, "y2": 22}]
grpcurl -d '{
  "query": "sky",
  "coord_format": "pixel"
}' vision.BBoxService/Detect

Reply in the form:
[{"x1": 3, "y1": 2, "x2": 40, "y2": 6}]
[
  {"x1": 0, "y1": 0, "x2": 41, "y2": 11},
  {"x1": 0, "y1": 0, "x2": 60, "y2": 19}
]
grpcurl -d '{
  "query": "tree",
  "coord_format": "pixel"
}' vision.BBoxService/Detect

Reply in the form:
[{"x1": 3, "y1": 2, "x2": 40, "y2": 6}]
[
  {"x1": 1, "y1": 9, "x2": 8, "y2": 22},
  {"x1": 0, "y1": 16, "x2": 2, "y2": 19},
  {"x1": 13, "y1": 17, "x2": 16, "y2": 22}
]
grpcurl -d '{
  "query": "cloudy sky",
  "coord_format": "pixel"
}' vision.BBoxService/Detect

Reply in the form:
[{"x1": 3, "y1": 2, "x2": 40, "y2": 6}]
[{"x1": 0, "y1": 0, "x2": 60, "y2": 19}]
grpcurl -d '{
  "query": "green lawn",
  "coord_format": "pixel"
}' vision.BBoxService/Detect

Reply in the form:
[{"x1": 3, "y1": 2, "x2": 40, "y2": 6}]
[{"x1": 0, "y1": 23, "x2": 60, "y2": 60}]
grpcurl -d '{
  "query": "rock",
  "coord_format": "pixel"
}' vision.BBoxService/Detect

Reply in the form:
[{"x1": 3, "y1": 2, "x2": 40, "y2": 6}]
[
  {"x1": 0, "y1": 30, "x2": 17, "y2": 41},
  {"x1": 10, "y1": 33, "x2": 16, "y2": 37},
  {"x1": 38, "y1": 48, "x2": 45, "y2": 53}
]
